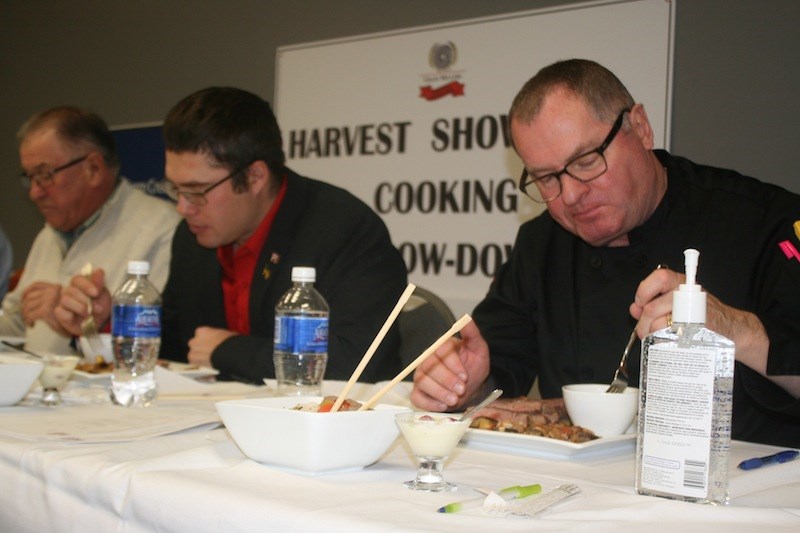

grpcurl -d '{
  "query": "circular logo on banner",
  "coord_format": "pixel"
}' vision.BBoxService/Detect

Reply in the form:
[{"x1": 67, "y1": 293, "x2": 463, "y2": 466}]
[{"x1": 429, "y1": 42, "x2": 457, "y2": 71}]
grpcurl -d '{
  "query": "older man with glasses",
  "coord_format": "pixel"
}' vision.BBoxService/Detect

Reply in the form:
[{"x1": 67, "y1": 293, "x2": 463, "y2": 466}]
[
  {"x1": 1, "y1": 106, "x2": 179, "y2": 353},
  {"x1": 411, "y1": 59, "x2": 800, "y2": 447}
]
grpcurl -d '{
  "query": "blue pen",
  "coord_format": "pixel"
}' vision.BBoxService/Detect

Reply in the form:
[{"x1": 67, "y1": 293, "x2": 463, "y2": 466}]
[{"x1": 737, "y1": 450, "x2": 799, "y2": 470}]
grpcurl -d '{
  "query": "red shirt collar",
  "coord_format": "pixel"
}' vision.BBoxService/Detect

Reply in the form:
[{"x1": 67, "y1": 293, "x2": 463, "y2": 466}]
[{"x1": 216, "y1": 176, "x2": 288, "y2": 334}]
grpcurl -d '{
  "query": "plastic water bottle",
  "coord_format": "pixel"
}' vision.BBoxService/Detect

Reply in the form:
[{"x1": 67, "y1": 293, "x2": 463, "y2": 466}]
[
  {"x1": 110, "y1": 260, "x2": 161, "y2": 407},
  {"x1": 273, "y1": 267, "x2": 329, "y2": 396}
]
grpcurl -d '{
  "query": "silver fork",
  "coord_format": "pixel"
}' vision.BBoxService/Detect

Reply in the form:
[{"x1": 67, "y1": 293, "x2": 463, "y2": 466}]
[
  {"x1": 606, "y1": 263, "x2": 669, "y2": 394},
  {"x1": 80, "y1": 262, "x2": 104, "y2": 356},
  {"x1": 606, "y1": 328, "x2": 637, "y2": 393}
]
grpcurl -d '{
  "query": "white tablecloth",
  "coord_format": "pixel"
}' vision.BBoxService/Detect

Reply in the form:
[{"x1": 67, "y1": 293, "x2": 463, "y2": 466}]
[{"x1": 0, "y1": 379, "x2": 798, "y2": 532}]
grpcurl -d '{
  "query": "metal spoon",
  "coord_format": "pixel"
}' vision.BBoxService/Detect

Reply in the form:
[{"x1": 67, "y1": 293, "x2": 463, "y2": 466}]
[
  {"x1": 1, "y1": 340, "x2": 45, "y2": 360},
  {"x1": 459, "y1": 388, "x2": 503, "y2": 422}
]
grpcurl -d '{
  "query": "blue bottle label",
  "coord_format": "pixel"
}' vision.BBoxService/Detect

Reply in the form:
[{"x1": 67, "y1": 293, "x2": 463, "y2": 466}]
[
  {"x1": 274, "y1": 316, "x2": 328, "y2": 353},
  {"x1": 112, "y1": 305, "x2": 161, "y2": 338}
]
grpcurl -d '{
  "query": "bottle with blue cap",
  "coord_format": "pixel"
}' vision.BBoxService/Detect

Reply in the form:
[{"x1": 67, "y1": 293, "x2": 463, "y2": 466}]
[{"x1": 635, "y1": 249, "x2": 735, "y2": 505}]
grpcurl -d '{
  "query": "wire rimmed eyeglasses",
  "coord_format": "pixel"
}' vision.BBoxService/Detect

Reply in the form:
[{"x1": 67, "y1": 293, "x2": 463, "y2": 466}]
[
  {"x1": 163, "y1": 165, "x2": 248, "y2": 206},
  {"x1": 20, "y1": 154, "x2": 89, "y2": 190},
  {"x1": 518, "y1": 108, "x2": 631, "y2": 203}
]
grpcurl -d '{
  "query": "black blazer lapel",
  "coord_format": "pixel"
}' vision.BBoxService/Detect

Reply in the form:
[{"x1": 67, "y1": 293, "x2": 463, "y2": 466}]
[{"x1": 248, "y1": 170, "x2": 310, "y2": 337}]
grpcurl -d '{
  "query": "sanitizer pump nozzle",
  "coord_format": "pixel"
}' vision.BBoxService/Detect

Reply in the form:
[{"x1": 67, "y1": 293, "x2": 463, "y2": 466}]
[{"x1": 672, "y1": 248, "x2": 706, "y2": 325}]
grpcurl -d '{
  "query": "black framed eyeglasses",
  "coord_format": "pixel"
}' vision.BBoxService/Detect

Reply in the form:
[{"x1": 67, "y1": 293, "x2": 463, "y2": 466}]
[
  {"x1": 163, "y1": 165, "x2": 247, "y2": 206},
  {"x1": 518, "y1": 108, "x2": 631, "y2": 203},
  {"x1": 20, "y1": 154, "x2": 89, "y2": 190}
]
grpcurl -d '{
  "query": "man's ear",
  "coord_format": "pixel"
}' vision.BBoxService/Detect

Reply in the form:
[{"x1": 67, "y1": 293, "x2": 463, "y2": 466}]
[
  {"x1": 246, "y1": 160, "x2": 271, "y2": 195},
  {"x1": 84, "y1": 151, "x2": 108, "y2": 186},
  {"x1": 629, "y1": 104, "x2": 654, "y2": 150}
]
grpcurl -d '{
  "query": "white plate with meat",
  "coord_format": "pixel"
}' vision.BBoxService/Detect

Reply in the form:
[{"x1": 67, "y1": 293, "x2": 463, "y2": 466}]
[{"x1": 459, "y1": 396, "x2": 636, "y2": 460}]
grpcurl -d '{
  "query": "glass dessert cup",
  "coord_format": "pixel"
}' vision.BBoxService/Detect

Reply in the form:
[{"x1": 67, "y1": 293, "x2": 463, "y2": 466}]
[
  {"x1": 39, "y1": 354, "x2": 80, "y2": 406},
  {"x1": 395, "y1": 412, "x2": 470, "y2": 492}
]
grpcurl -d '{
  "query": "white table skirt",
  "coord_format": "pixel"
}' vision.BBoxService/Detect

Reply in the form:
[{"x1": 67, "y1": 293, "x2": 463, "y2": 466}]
[{"x1": 1, "y1": 380, "x2": 798, "y2": 532}]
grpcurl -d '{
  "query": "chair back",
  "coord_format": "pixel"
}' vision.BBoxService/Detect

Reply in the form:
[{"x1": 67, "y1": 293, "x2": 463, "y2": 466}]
[{"x1": 397, "y1": 286, "x2": 457, "y2": 370}]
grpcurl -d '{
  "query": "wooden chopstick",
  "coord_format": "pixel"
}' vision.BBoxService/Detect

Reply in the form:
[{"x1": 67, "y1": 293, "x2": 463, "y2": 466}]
[
  {"x1": 357, "y1": 314, "x2": 472, "y2": 411},
  {"x1": 331, "y1": 283, "x2": 417, "y2": 412}
]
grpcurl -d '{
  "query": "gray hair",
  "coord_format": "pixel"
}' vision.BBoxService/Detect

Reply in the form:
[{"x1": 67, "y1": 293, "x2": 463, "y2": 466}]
[
  {"x1": 18, "y1": 106, "x2": 120, "y2": 175},
  {"x1": 509, "y1": 59, "x2": 635, "y2": 126}
]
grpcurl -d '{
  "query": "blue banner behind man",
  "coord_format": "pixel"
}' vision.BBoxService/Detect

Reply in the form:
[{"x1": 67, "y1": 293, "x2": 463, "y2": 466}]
[{"x1": 111, "y1": 124, "x2": 169, "y2": 199}]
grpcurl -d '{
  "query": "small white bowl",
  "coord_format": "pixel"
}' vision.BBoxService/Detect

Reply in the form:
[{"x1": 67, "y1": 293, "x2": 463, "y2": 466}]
[
  {"x1": 216, "y1": 396, "x2": 411, "y2": 474},
  {"x1": 562, "y1": 383, "x2": 639, "y2": 438},
  {"x1": 0, "y1": 354, "x2": 44, "y2": 406},
  {"x1": 78, "y1": 334, "x2": 113, "y2": 363}
]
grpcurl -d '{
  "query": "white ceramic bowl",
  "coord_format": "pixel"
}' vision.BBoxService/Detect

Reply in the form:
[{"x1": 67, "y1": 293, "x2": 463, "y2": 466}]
[
  {"x1": 216, "y1": 396, "x2": 411, "y2": 474},
  {"x1": 562, "y1": 383, "x2": 639, "y2": 437},
  {"x1": 0, "y1": 354, "x2": 44, "y2": 406},
  {"x1": 78, "y1": 333, "x2": 113, "y2": 363}
]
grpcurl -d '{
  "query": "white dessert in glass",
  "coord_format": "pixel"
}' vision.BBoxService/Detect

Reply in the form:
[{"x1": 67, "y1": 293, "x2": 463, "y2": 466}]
[
  {"x1": 39, "y1": 354, "x2": 80, "y2": 406},
  {"x1": 395, "y1": 413, "x2": 470, "y2": 492}
]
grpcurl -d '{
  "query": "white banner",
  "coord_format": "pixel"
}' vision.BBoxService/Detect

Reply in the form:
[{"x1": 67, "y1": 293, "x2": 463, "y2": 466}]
[{"x1": 276, "y1": 0, "x2": 674, "y2": 315}]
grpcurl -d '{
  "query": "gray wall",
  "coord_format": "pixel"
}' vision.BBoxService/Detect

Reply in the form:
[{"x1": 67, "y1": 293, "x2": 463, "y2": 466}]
[{"x1": 1, "y1": 0, "x2": 798, "y2": 269}]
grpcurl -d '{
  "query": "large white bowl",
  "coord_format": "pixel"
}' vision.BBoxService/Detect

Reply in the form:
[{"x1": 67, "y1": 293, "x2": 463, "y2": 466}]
[
  {"x1": 215, "y1": 396, "x2": 411, "y2": 474},
  {"x1": 562, "y1": 383, "x2": 639, "y2": 438},
  {"x1": 0, "y1": 354, "x2": 44, "y2": 406}
]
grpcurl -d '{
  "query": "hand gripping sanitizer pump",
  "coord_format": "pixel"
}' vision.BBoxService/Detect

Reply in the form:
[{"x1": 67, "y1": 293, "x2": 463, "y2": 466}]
[{"x1": 635, "y1": 249, "x2": 735, "y2": 505}]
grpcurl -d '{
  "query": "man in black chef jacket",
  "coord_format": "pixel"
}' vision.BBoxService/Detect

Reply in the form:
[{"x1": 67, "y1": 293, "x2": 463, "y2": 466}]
[{"x1": 411, "y1": 59, "x2": 800, "y2": 447}]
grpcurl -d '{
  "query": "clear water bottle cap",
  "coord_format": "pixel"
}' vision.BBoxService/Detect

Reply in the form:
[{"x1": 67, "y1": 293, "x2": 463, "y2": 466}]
[
  {"x1": 127, "y1": 260, "x2": 150, "y2": 275},
  {"x1": 291, "y1": 266, "x2": 316, "y2": 282}
]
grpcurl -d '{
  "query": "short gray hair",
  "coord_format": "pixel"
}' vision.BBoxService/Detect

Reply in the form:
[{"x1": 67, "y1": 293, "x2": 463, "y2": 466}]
[
  {"x1": 509, "y1": 59, "x2": 635, "y2": 125},
  {"x1": 18, "y1": 106, "x2": 120, "y2": 175}
]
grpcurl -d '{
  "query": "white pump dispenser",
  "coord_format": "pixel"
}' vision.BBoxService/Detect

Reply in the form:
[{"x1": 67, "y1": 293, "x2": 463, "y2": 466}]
[{"x1": 672, "y1": 249, "x2": 706, "y2": 324}]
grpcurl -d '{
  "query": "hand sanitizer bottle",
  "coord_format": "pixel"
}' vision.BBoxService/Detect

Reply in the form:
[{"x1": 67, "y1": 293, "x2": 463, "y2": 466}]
[{"x1": 635, "y1": 249, "x2": 735, "y2": 505}]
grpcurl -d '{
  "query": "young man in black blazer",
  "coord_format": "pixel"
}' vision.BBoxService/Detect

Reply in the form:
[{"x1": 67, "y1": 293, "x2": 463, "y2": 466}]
[{"x1": 159, "y1": 87, "x2": 408, "y2": 384}]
